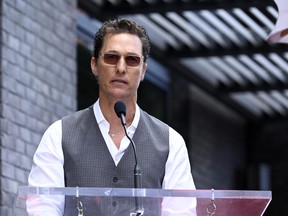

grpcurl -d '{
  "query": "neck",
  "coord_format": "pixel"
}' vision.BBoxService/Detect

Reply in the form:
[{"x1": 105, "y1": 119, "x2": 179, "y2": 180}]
[{"x1": 99, "y1": 98, "x2": 136, "y2": 127}]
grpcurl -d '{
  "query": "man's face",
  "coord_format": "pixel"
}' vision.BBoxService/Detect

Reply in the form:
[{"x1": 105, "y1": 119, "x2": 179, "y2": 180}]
[{"x1": 91, "y1": 33, "x2": 147, "y2": 101}]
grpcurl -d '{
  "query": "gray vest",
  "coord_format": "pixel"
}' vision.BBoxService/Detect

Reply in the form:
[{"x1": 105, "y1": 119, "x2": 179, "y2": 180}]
[{"x1": 62, "y1": 106, "x2": 169, "y2": 215}]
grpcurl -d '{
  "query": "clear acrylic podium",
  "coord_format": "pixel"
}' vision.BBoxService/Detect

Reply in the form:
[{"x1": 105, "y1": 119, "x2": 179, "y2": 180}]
[{"x1": 14, "y1": 186, "x2": 271, "y2": 216}]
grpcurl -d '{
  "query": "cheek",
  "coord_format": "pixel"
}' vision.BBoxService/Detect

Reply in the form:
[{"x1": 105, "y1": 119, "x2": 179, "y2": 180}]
[
  {"x1": 97, "y1": 72, "x2": 108, "y2": 84},
  {"x1": 96, "y1": 65, "x2": 109, "y2": 80}
]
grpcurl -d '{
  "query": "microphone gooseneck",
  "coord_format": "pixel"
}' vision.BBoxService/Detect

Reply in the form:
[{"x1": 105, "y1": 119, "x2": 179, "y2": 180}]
[
  {"x1": 114, "y1": 101, "x2": 138, "y2": 166},
  {"x1": 114, "y1": 101, "x2": 144, "y2": 215}
]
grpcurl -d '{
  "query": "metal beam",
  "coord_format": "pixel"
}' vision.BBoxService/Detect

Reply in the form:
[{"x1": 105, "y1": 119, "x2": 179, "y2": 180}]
[
  {"x1": 78, "y1": 0, "x2": 276, "y2": 17},
  {"x1": 150, "y1": 48, "x2": 259, "y2": 122},
  {"x1": 165, "y1": 43, "x2": 288, "y2": 58},
  {"x1": 217, "y1": 82, "x2": 288, "y2": 93}
]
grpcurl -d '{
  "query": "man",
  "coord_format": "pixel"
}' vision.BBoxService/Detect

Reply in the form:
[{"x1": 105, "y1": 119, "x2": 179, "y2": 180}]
[{"x1": 28, "y1": 18, "x2": 196, "y2": 215}]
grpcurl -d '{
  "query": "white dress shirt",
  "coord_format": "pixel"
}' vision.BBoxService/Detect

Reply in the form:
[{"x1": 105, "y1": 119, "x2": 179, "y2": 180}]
[{"x1": 27, "y1": 100, "x2": 196, "y2": 215}]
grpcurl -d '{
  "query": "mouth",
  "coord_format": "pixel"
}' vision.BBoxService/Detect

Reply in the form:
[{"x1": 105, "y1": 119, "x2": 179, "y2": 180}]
[{"x1": 111, "y1": 79, "x2": 127, "y2": 84}]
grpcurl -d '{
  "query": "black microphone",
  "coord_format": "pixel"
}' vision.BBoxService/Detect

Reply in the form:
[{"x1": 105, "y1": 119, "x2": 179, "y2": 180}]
[
  {"x1": 114, "y1": 101, "x2": 144, "y2": 215},
  {"x1": 114, "y1": 101, "x2": 126, "y2": 126}
]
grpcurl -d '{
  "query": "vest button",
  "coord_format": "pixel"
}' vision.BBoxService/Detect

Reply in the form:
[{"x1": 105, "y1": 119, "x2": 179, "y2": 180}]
[
  {"x1": 112, "y1": 201, "x2": 117, "y2": 206},
  {"x1": 113, "y1": 177, "x2": 119, "y2": 182}
]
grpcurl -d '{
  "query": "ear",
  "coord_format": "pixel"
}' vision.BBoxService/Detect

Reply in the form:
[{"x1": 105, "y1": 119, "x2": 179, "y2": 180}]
[
  {"x1": 140, "y1": 62, "x2": 147, "y2": 81},
  {"x1": 90, "y1": 57, "x2": 98, "y2": 77}
]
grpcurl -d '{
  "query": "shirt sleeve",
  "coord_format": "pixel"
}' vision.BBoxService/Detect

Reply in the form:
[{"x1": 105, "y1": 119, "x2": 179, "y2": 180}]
[
  {"x1": 161, "y1": 127, "x2": 197, "y2": 216},
  {"x1": 27, "y1": 120, "x2": 64, "y2": 216}
]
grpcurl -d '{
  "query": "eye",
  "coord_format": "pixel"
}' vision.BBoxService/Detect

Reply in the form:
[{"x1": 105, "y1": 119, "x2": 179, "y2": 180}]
[
  {"x1": 125, "y1": 56, "x2": 141, "y2": 66},
  {"x1": 103, "y1": 54, "x2": 120, "y2": 64}
]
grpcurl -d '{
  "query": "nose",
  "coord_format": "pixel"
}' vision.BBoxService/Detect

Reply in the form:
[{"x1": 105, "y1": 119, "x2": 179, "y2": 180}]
[{"x1": 115, "y1": 56, "x2": 127, "y2": 73}]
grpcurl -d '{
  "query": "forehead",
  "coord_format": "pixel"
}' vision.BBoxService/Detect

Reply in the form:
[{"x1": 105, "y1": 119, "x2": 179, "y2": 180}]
[{"x1": 102, "y1": 33, "x2": 143, "y2": 54}]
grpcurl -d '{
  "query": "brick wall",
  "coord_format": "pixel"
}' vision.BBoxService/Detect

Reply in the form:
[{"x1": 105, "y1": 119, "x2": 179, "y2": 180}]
[{"x1": 0, "y1": 0, "x2": 77, "y2": 214}]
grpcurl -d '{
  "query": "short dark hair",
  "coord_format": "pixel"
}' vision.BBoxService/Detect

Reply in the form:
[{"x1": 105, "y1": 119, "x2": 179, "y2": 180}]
[{"x1": 92, "y1": 18, "x2": 150, "y2": 62}]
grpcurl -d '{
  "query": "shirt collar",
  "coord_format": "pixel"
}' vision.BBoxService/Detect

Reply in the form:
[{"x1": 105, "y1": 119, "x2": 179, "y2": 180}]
[{"x1": 93, "y1": 99, "x2": 140, "y2": 129}]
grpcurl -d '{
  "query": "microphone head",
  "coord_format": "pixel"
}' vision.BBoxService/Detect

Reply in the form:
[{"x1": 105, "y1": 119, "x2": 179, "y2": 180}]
[{"x1": 114, "y1": 101, "x2": 126, "y2": 118}]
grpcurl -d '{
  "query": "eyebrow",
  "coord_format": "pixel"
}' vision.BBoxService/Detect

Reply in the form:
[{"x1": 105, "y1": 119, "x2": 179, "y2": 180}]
[{"x1": 103, "y1": 50, "x2": 142, "y2": 56}]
